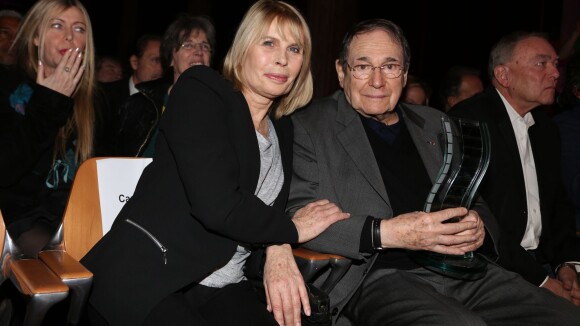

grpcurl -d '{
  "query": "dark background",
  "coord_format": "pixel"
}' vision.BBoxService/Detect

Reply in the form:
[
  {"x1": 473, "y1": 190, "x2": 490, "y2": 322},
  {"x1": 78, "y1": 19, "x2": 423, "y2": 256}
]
[{"x1": 3, "y1": 0, "x2": 579, "y2": 100}]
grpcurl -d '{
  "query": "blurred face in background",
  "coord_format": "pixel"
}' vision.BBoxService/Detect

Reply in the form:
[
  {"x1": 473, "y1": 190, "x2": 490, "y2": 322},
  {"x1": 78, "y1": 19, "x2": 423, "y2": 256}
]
[
  {"x1": 171, "y1": 29, "x2": 211, "y2": 82},
  {"x1": 402, "y1": 83, "x2": 429, "y2": 105},
  {"x1": 130, "y1": 39, "x2": 162, "y2": 84},
  {"x1": 0, "y1": 15, "x2": 21, "y2": 65},
  {"x1": 447, "y1": 74, "x2": 483, "y2": 109},
  {"x1": 96, "y1": 57, "x2": 123, "y2": 82}
]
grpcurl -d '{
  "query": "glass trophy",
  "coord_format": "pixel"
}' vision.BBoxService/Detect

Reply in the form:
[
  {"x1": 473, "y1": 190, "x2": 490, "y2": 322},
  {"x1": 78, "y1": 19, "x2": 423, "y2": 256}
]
[{"x1": 409, "y1": 116, "x2": 491, "y2": 280}]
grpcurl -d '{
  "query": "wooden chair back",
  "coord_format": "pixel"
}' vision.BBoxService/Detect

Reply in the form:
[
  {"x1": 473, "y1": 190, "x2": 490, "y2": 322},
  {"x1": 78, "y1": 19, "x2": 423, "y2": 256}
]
[
  {"x1": 61, "y1": 157, "x2": 103, "y2": 261},
  {"x1": 0, "y1": 210, "x2": 7, "y2": 283},
  {"x1": 61, "y1": 157, "x2": 151, "y2": 260}
]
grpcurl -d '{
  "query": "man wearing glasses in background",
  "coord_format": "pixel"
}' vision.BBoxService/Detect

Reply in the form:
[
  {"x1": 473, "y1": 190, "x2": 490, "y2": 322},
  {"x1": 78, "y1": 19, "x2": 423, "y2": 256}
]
[
  {"x1": 115, "y1": 14, "x2": 215, "y2": 157},
  {"x1": 286, "y1": 18, "x2": 580, "y2": 325}
]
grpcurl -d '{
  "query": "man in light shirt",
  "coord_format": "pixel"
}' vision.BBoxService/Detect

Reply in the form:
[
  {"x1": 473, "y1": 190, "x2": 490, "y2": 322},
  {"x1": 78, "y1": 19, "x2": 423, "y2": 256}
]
[
  {"x1": 102, "y1": 34, "x2": 163, "y2": 117},
  {"x1": 449, "y1": 31, "x2": 580, "y2": 306}
]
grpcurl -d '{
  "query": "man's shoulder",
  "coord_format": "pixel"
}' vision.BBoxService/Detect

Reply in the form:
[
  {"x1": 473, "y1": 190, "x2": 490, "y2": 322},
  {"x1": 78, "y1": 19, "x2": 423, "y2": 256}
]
[
  {"x1": 293, "y1": 91, "x2": 341, "y2": 121},
  {"x1": 448, "y1": 88, "x2": 498, "y2": 119},
  {"x1": 401, "y1": 103, "x2": 446, "y2": 120}
]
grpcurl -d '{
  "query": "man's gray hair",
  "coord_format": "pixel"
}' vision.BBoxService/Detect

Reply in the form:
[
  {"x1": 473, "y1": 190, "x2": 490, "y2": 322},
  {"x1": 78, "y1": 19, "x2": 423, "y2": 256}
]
[{"x1": 0, "y1": 9, "x2": 23, "y2": 19}]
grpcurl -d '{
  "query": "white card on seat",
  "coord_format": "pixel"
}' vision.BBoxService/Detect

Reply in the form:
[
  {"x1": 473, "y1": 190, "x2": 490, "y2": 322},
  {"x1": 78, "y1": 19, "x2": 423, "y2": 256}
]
[{"x1": 96, "y1": 158, "x2": 152, "y2": 235}]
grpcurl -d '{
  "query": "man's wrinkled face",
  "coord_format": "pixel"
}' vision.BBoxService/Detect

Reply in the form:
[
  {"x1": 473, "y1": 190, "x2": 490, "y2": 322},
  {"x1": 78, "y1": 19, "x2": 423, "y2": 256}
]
[{"x1": 336, "y1": 29, "x2": 407, "y2": 121}]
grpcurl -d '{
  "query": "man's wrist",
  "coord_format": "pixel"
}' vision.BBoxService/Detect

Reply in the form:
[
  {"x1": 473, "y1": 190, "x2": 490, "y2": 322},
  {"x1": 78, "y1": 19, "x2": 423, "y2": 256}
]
[{"x1": 372, "y1": 218, "x2": 383, "y2": 251}]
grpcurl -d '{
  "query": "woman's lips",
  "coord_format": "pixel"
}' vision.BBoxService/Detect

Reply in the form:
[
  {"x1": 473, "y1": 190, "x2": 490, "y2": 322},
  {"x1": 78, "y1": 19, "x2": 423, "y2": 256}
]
[{"x1": 265, "y1": 73, "x2": 288, "y2": 83}]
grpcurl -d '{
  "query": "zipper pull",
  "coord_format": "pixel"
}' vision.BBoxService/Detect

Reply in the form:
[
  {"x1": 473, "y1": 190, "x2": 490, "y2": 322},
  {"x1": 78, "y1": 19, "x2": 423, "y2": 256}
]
[{"x1": 161, "y1": 246, "x2": 167, "y2": 265}]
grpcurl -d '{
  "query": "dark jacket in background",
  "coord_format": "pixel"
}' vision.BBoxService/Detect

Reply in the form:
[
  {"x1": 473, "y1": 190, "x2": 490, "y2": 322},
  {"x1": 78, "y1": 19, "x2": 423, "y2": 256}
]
[
  {"x1": 553, "y1": 104, "x2": 580, "y2": 229},
  {"x1": 115, "y1": 77, "x2": 171, "y2": 156}
]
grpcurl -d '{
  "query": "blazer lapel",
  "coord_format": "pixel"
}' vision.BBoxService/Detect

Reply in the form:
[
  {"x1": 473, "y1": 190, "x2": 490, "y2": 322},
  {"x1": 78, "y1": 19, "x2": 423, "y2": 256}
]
[
  {"x1": 490, "y1": 96, "x2": 524, "y2": 181},
  {"x1": 401, "y1": 105, "x2": 443, "y2": 183},
  {"x1": 335, "y1": 94, "x2": 391, "y2": 207},
  {"x1": 231, "y1": 91, "x2": 260, "y2": 193}
]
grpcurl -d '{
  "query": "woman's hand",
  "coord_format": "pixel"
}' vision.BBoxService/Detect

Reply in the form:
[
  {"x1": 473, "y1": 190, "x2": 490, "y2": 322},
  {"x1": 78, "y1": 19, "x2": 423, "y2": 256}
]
[
  {"x1": 292, "y1": 199, "x2": 350, "y2": 243},
  {"x1": 37, "y1": 47, "x2": 85, "y2": 97},
  {"x1": 264, "y1": 244, "x2": 309, "y2": 326}
]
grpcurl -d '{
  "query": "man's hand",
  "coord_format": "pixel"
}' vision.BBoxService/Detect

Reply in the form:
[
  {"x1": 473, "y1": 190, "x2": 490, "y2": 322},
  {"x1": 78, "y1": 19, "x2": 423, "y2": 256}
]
[
  {"x1": 381, "y1": 207, "x2": 484, "y2": 255},
  {"x1": 263, "y1": 244, "x2": 309, "y2": 326},
  {"x1": 542, "y1": 277, "x2": 572, "y2": 302},
  {"x1": 557, "y1": 264, "x2": 580, "y2": 306},
  {"x1": 292, "y1": 199, "x2": 350, "y2": 243}
]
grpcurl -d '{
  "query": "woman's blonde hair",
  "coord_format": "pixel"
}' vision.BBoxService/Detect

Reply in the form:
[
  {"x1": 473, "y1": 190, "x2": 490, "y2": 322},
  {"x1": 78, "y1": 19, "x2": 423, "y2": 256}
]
[
  {"x1": 222, "y1": 0, "x2": 313, "y2": 119},
  {"x1": 14, "y1": 0, "x2": 96, "y2": 163}
]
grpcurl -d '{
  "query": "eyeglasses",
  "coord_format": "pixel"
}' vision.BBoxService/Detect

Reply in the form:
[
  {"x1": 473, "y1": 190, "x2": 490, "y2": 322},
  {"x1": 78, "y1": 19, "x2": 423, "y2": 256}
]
[
  {"x1": 180, "y1": 42, "x2": 211, "y2": 53},
  {"x1": 347, "y1": 63, "x2": 404, "y2": 79}
]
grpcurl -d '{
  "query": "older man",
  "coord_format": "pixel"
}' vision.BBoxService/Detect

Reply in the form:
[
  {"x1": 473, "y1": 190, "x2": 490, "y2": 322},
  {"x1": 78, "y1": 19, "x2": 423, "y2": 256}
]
[
  {"x1": 449, "y1": 31, "x2": 580, "y2": 306},
  {"x1": 287, "y1": 20, "x2": 580, "y2": 325}
]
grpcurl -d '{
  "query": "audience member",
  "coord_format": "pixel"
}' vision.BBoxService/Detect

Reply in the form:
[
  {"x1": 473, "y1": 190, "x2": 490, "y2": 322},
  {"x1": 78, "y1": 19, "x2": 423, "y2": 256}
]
[
  {"x1": 554, "y1": 52, "x2": 580, "y2": 231},
  {"x1": 401, "y1": 74, "x2": 431, "y2": 106},
  {"x1": 115, "y1": 14, "x2": 215, "y2": 157},
  {"x1": 95, "y1": 54, "x2": 123, "y2": 82},
  {"x1": 0, "y1": 0, "x2": 111, "y2": 256},
  {"x1": 81, "y1": 1, "x2": 349, "y2": 326},
  {"x1": 439, "y1": 65, "x2": 484, "y2": 112},
  {"x1": 128, "y1": 34, "x2": 163, "y2": 90},
  {"x1": 102, "y1": 33, "x2": 162, "y2": 121},
  {"x1": 0, "y1": 9, "x2": 21, "y2": 66},
  {"x1": 449, "y1": 31, "x2": 580, "y2": 305},
  {"x1": 286, "y1": 19, "x2": 580, "y2": 325}
]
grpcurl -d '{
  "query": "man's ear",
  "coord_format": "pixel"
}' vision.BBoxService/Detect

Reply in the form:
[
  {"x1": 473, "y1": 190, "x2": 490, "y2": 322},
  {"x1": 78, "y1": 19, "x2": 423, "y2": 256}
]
[
  {"x1": 335, "y1": 59, "x2": 345, "y2": 88},
  {"x1": 129, "y1": 55, "x2": 139, "y2": 71},
  {"x1": 494, "y1": 65, "x2": 509, "y2": 88}
]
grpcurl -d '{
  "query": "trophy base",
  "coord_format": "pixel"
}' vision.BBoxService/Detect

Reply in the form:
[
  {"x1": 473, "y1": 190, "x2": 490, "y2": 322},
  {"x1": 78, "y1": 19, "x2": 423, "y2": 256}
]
[{"x1": 409, "y1": 251, "x2": 487, "y2": 281}]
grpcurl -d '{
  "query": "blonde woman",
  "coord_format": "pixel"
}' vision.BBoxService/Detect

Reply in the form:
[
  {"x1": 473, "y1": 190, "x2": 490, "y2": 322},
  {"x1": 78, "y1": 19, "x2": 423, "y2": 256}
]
[
  {"x1": 0, "y1": 0, "x2": 108, "y2": 257},
  {"x1": 82, "y1": 1, "x2": 349, "y2": 325}
]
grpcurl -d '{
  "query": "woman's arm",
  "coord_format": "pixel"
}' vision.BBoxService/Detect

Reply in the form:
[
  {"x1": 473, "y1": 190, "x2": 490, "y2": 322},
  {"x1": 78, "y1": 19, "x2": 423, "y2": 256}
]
[{"x1": 0, "y1": 84, "x2": 73, "y2": 187}]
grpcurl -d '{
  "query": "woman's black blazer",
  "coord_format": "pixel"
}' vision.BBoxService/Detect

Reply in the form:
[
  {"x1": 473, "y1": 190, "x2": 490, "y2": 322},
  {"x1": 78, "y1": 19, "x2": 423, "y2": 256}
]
[{"x1": 81, "y1": 66, "x2": 298, "y2": 325}]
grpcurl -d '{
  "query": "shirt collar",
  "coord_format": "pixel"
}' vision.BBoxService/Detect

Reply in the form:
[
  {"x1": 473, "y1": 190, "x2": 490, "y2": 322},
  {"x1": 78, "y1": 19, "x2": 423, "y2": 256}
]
[{"x1": 496, "y1": 89, "x2": 535, "y2": 128}]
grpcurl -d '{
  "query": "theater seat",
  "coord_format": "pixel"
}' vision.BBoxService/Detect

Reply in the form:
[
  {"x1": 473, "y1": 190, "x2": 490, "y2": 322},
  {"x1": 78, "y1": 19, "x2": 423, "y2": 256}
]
[{"x1": 0, "y1": 209, "x2": 69, "y2": 326}]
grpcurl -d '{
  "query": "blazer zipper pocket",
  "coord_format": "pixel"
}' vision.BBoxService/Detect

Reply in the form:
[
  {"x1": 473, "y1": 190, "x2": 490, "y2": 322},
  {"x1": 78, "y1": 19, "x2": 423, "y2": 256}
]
[{"x1": 125, "y1": 219, "x2": 168, "y2": 265}]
